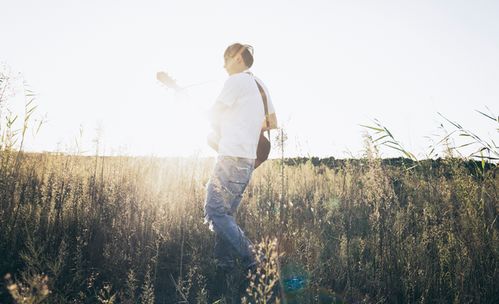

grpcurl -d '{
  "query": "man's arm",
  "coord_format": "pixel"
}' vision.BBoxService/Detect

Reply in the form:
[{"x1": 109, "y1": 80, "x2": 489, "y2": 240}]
[
  {"x1": 208, "y1": 102, "x2": 228, "y2": 129},
  {"x1": 262, "y1": 113, "x2": 278, "y2": 131}
]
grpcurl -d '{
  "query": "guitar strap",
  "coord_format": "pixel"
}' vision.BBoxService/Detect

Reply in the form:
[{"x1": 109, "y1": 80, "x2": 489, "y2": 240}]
[{"x1": 253, "y1": 76, "x2": 271, "y2": 139}]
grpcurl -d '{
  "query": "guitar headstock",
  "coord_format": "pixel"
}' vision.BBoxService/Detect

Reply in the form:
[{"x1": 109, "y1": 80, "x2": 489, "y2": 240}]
[{"x1": 156, "y1": 71, "x2": 180, "y2": 90}]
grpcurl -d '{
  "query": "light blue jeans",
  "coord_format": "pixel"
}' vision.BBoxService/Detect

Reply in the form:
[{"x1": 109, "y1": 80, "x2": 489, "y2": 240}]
[{"x1": 204, "y1": 155, "x2": 256, "y2": 269}]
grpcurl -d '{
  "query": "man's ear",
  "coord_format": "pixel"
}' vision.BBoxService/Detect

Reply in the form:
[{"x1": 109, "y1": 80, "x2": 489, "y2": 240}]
[{"x1": 235, "y1": 54, "x2": 244, "y2": 65}]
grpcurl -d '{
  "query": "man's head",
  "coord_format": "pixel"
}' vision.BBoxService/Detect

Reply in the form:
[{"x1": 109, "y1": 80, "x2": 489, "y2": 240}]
[{"x1": 223, "y1": 43, "x2": 254, "y2": 75}]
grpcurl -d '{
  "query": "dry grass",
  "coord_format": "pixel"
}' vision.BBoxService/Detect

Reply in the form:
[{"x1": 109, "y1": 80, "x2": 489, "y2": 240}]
[{"x1": 0, "y1": 150, "x2": 497, "y2": 303}]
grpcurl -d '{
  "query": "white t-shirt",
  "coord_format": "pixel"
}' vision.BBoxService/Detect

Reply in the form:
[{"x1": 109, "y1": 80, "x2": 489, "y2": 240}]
[{"x1": 213, "y1": 71, "x2": 275, "y2": 159}]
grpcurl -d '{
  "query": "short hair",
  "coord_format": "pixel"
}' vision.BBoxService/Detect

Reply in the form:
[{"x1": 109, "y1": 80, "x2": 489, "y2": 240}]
[{"x1": 224, "y1": 43, "x2": 254, "y2": 68}]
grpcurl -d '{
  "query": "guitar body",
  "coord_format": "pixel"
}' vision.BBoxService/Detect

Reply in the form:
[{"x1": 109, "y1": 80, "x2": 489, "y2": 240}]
[{"x1": 255, "y1": 131, "x2": 271, "y2": 168}]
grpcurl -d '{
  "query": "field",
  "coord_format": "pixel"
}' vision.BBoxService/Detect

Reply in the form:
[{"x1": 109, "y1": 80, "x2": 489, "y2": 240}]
[
  {"x1": 3, "y1": 2, "x2": 499, "y2": 302},
  {"x1": 0, "y1": 146, "x2": 497, "y2": 303}
]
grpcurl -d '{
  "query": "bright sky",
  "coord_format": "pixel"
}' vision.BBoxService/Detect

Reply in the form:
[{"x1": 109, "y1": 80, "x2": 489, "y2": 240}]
[{"x1": 1, "y1": 0, "x2": 498, "y2": 158}]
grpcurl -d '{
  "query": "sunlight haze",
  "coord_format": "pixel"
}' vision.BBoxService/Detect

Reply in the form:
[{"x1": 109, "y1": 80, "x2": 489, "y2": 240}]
[{"x1": 1, "y1": 0, "x2": 498, "y2": 158}]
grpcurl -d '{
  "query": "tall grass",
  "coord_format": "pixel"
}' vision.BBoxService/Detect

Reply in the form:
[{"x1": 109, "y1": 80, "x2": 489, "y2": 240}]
[{"x1": 1, "y1": 147, "x2": 496, "y2": 303}]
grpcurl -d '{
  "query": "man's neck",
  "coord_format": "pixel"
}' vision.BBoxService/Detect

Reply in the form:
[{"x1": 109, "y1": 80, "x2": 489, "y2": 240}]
[{"x1": 229, "y1": 67, "x2": 249, "y2": 76}]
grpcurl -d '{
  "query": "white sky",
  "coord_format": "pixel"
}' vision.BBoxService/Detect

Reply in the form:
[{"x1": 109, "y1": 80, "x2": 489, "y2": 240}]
[{"x1": 1, "y1": 0, "x2": 498, "y2": 158}]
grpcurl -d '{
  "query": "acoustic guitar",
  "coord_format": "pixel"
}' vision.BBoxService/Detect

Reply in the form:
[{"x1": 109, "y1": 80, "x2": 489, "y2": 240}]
[{"x1": 156, "y1": 71, "x2": 270, "y2": 168}]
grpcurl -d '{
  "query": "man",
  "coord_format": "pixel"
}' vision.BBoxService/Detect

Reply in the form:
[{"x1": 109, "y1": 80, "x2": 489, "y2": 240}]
[{"x1": 204, "y1": 43, "x2": 277, "y2": 276}]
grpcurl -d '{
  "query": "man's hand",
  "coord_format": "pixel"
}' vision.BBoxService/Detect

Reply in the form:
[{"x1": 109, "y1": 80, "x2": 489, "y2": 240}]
[{"x1": 262, "y1": 113, "x2": 278, "y2": 131}]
